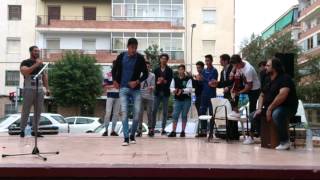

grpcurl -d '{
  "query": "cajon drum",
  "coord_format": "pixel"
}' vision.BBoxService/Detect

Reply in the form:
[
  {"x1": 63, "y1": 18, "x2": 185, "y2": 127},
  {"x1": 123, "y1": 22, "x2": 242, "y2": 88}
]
[{"x1": 260, "y1": 116, "x2": 279, "y2": 149}]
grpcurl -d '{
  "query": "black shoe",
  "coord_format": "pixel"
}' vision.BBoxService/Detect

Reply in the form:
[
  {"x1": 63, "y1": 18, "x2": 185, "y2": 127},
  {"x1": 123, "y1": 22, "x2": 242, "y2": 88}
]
[
  {"x1": 130, "y1": 135, "x2": 136, "y2": 144},
  {"x1": 122, "y1": 138, "x2": 129, "y2": 146},
  {"x1": 110, "y1": 131, "x2": 119, "y2": 136},
  {"x1": 195, "y1": 134, "x2": 207, "y2": 138},
  {"x1": 136, "y1": 131, "x2": 142, "y2": 137},
  {"x1": 161, "y1": 130, "x2": 167, "y2": 135},
  {"x1": 148, "y1": 130, "x2": 154, "y2": 137},
  {"x1": 20, "y1": 131, "x2": 25, "y2": 138},
  {"x1": 102, "y1": 131, "x2": 108, "y2": 136},
  {"x1": 31, "y1": 132, "x2": 43, "y2": 137},
  {"x1": 180, "y1": 131, "x2": 186, "y2": 137},
  {"x1": 168, "y1": 131, "x2": 176, "y2": 137}
]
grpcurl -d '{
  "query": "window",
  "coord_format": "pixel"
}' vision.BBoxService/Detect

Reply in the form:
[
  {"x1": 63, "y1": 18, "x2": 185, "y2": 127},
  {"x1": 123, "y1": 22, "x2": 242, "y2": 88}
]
[
  {"x1": 8, "y1": 5, "x2": 21, "y2": 20},
  {"x1": 76, "y1": 118, "x2": 89, "y2": 124},
  {"x1": 46, "y1": 39, "x2": 60, "y2": 50},
  {"x1": 5, "y1": 104, "x2": 16, "y2": 115},
  {"x1": 52, "y1": 116, "x2": 67, "y2": 124},
  {"x1": 82, "y1": 39, "x2": 96, "y2": 51},
  {"x1": 203, "y1": 9, "x2": 216, "y2": 24},
  {"x1": 307, "y1": 37, "x2": 313, "y2": 50},
  {"x1": 5, "y1": 71, "x2": 20, "y2": 86},
  {"x1": 39, "y1": 116, "x2": 53, "y2": 126},
  {"x1": 7, "y1": 38, "x2": 21, "y2": 54},
  {"x1": 202, "y1": 40, "x2": 215, "y2": 56},
  {"x1": 66, "y1": 118, "x2": 76, "y2": 125},
  {"x1": 317, "y1": 33, "x2": 320, "y2": 46},
  {"x1": 83, "y1": 7, "x2": 96, "y2": 20}
]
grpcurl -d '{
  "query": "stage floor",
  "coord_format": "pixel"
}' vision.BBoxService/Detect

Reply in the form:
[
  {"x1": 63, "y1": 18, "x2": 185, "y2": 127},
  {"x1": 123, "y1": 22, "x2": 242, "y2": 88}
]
[{"x1": 0, "y1": 134, "x2": 320, "y2": 179}]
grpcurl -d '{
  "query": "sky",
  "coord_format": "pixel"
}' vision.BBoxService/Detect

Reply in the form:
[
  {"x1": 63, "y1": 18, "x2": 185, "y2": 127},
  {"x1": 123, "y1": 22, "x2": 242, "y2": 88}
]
[{"x1": 235, "y1": 0, "x2": 299, "y2": 52}]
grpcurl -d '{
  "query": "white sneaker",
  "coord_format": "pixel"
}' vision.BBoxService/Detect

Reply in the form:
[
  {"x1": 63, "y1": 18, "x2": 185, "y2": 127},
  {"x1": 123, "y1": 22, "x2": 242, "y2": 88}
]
[
  {"x1": 229, "y1": 111, "x2": 240, "y2": 118},
  {"x1": 243, "y1": 137, "x2": 255, "y2": 145},
  {"x1": 130, "y1": 140, "x2": 136, "y2": 144},
  {"x1": 122, "y1": 141, "x2": 129, "y2": 146},
  {"x1": 275, "y1": 142, "x2": 290, "y2": 150}
]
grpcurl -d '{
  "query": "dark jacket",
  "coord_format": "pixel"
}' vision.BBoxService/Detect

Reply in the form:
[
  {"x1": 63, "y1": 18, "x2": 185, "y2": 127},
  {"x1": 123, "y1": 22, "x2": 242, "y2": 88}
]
[
  {"x1": 217, "y1": 65, "x2": 234, "y2": 98},
  {"x1": 153, "y1": 66, "x2": 173, "y2": 97},
  {"x1": 112, "y1": 52, "x2": 148, "y2": 89}
]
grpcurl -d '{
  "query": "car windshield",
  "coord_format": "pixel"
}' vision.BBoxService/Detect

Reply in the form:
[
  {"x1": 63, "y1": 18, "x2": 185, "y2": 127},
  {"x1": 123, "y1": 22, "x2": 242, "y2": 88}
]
[
  {"x1": 52, "y1": 115, "x2": 67, "y2": 124},
  {"x1": 0, "y1": 115, "x2": 10, "y2": 126}
]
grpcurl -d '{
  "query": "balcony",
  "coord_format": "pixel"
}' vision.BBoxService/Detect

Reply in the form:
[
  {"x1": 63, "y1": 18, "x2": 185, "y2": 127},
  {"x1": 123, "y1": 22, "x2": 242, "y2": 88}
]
[
  {"x1": 299, "y1": 24, "x2": 320, "y2": 40},
  {"x1": 41, "y1": 49, "x2": 184, "y2": 64},
  {"x1": 36, "y1": 15, "x2": 184, "y2": 31},
  {"x1": 299, "y1": 0, "x2": 320, "y2": 21}
]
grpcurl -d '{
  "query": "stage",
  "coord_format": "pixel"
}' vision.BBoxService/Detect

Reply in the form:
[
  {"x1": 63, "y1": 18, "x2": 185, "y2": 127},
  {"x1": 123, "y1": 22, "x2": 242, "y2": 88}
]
[{"x1": 0, "y1": 134, "x2": 319, "y2": 179}]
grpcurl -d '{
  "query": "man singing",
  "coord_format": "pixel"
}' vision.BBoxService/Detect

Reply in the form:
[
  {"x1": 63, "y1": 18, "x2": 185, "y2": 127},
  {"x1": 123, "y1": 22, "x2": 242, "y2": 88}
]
[{"x1": 20, "y1": 46, "x2": 50, "y2": 138}]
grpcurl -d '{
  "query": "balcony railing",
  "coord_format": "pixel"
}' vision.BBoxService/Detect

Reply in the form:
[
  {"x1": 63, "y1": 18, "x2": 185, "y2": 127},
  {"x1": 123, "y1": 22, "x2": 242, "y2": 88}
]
[
  {"x1": 300, "y1": 24, "x2": 320, "y2": 39},
  {"x1": 36, "y1": 15, "x2": 184, "y2": 28},
  {"x1": 300, "y1": 0, "x2": 320, "y2": 19},
  {"x1": 41, "y1": 49, "x2": 184, "y2": 63}
]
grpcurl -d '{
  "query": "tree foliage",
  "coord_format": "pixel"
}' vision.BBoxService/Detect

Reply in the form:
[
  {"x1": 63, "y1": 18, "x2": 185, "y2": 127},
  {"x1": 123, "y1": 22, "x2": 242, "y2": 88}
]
[
  {"x1": 49, "y1": 52, "x2": 103, "y2": 112},
  {"x1": 144, "y1": 44, "x2": 163, "y2": 70}
]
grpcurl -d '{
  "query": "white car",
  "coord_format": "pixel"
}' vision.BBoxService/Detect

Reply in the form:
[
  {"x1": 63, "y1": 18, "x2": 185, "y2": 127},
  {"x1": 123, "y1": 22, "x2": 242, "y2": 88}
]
[
  {"x1": 65, "y1": 116, "x2": 102, "y2": 133},
  {"x1": 92, "y1": 121, "x2": 149, "y2": 136},
  {"x1": 0, "y1": 113, "x2": 69, "y2": 133}
]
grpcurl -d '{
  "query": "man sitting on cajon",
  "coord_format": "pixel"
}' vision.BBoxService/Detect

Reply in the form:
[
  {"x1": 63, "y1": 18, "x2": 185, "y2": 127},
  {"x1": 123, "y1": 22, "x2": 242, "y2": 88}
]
[{"x1": 243, "y1": 57, "x2": 298, "y2": 150}]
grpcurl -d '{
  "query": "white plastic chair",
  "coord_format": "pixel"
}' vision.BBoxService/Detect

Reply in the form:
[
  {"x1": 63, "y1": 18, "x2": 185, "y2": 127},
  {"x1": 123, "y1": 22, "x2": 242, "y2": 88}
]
[{"x1": 200, "y1": 98, "x2": 248, "y2": 142}]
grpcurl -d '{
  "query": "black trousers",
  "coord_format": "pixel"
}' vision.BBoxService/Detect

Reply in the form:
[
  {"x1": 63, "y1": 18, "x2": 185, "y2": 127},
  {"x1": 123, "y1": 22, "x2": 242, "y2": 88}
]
[
  {"x1": 248, "y1": 89, "x2": 260, "y2": 113},
  {"x1": 225, "y1": 93, "x2": 239, "y2": 140}
]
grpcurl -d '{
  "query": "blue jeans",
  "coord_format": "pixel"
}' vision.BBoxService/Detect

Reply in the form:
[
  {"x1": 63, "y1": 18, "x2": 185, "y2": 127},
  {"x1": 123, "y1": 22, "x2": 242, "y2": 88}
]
[
  {"x1": 120, "y1": 88, "x2": 141, "y2": 139},
  {"x1": 272, "y1": 106, "x2": 295, "y2": 144},
  {"x1": 198, "y1": 95, "x2": 214, "y2": 135},
  {"x1": 152, "y1": 94, "x2": 169, "y2": 129},
  {"x1": 172, "y1": 99, "x2": 191, "y2": 123}
]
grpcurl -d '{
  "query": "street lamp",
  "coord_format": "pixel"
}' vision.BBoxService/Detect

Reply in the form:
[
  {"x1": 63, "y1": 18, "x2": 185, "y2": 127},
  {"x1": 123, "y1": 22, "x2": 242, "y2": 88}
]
[{"x1": 191, "y1": 24, "x2": 196, "y2": 74}]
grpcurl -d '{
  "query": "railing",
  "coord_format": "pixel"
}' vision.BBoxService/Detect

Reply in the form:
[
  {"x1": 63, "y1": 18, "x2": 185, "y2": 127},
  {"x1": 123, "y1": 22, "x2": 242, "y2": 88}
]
[
  {"x1": 304, "y1": 103, "x2": 320, "y2": 128},
  {"x1": 36, "y1": 15, "x2": 184, "y2": 28},
  {"x1": 300, "y1": 23, "x2": 320, "y2": 39},
  {"x1": 300, "y1": 0, "x2": 320, "y2": 18}
]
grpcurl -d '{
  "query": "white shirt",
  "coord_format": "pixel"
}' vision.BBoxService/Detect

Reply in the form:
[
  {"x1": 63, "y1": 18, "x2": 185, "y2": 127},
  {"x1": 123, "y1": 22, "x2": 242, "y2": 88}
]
[{"x1": 239, "y1": 61, "x2": 261, "y2": 90}]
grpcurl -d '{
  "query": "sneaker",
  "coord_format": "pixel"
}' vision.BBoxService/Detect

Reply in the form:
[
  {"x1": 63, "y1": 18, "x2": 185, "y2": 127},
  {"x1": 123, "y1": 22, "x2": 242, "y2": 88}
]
[
  {"x1": 148, "y1": 131, "x2": 154, "y2": 137},
  {"x1": 243, "y1": 137, "x2": 255, "y2": 145},
  {"x1": 130, "y1": 135, "x2": 136, "y2": 144},
  {"x1": 180, "y1": 131, "x2": 186, "y2": 137},
  {"x1": 275, "y1": 142, "x2": 290, "y2": 150},
  {"x1": 110, "y1": 131, "x2": 119, "y2": 136},
  {"x1": 122, "y1": 138, "x2": 129, "y2": 146},
  {"x1": 168, "y1": 131, "x2": 176, "y2": 137},
  {"x1": 229, "y1": 111, "x2": 240, "y2": 118},
  {"x1": 102, "y1": 131, "x2": 108, "y2": 136},
  {"x1": 20, "y1": 131, "x2": 25, "y2": 138},
  {"x1": 161, "y1": 130, "x2": 167, "y2": 136},
  {"x1": 136, "y1": 131, "x2": 142, "y2": 137}
]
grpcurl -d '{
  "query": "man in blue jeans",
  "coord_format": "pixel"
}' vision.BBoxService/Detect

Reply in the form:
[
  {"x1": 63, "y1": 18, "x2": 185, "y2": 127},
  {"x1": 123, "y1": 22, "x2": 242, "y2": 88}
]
[
  {"x1": 198, "y1": 55, "x2": 218, "y2": 137},
  {"x1": 243, "y1": 58, "x2": 298, "y2": 150},
  {"x1": 112, "y1": 38, "x2": 148, "y2": 146}
]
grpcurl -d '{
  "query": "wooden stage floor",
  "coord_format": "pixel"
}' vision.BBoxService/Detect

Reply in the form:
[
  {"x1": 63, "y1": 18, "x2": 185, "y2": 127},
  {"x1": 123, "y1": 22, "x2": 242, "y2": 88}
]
[{"x1": 0, "y1": 134, "x2": 320, "y2": 179}]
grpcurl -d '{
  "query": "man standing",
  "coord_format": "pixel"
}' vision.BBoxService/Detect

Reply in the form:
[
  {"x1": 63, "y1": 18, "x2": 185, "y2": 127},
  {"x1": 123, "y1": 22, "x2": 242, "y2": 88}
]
[
  {"x1": 243, "y1": 58, "x2": 298, "y2": 150},
  {"x1": 230, "y1": 55, "x2": 261, "y2": 114},
  {"x1": 168, "y1": 65, "x2": 193, "y2": 137},
  {"x1": 112, "y1": 38, "x2": 148, "y2": 146},
  {"x1": 216, "y1": 54, "x2": 239, "y2": 140},
  {"x1": 151, "y1": 54, "x2": 173, "y2": 136},
  {"x1": 258, "y1": 60, "x2": 268, "y2": 89},
  {"x1": 137, "y1": 61, "x2": 155, "y2": 137},
  {"x1": 102, "y1": 61, "x2": 119, "y2": 137},
  {"x1": 192, "y1": 61, "x2": 204, "y2": 115},
  {"x1": 198, "y1": 55, "x2": 218, "y2": 137},
  {"x1": 20, "y1": 46, "x2": 50, "y2": 138}
]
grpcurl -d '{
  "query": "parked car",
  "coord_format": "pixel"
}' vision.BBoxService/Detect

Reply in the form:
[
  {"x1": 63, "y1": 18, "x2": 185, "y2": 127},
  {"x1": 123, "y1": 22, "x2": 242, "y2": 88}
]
[
  {"x1": 65, "y1": 116, "x2": 102, "y2": 133},
  {"x1": 0, "y1": 113, "x2": 69, "y2": 134},
  {"x1": 91, "y1": 121, "x2": 149, "y2": 136}
]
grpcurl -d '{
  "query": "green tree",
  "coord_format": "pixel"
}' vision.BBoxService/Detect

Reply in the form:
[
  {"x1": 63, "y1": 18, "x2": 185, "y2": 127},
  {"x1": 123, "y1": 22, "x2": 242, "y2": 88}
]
[
  {"x1": 240, "y1": 33, "x2": 265, "y2": 69},
  {"x1": 49, "y1": 52, "x2": 103, "y2": 115},
  {"x1": 144, "y1": 44, "x2": 163, "y2": 70}
]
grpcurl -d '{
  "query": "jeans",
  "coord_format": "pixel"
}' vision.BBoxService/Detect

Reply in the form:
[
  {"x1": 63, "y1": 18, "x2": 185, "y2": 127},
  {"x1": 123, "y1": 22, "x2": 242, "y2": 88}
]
[
  {"x1": 272, "y1": 106, "x2": 295, "y2": 144},
  {"x1": 152, "y1": 93, "x2": 169, "y2": 129},
  {"x1": 104, "y1": 97, "x2": 120, "y2": 132},
  {"x1": 138, "y1": 97, "x2": 154, "y2": 132},
  {"x1": 172, "y1": 99, "x2": 191, "y2": 123},
  {"x1": 198, "y1": 95, "x2": 214, "y2": 135},
  {"x1": 120, "y1": 88, "x2": 141, "y2": 139}
]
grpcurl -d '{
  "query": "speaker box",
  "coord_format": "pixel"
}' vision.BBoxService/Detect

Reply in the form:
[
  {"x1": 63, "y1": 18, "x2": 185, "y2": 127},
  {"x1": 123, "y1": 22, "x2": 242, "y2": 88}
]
[{"x1": 274, "y1": 53, "x2": 295, "y2": 78}]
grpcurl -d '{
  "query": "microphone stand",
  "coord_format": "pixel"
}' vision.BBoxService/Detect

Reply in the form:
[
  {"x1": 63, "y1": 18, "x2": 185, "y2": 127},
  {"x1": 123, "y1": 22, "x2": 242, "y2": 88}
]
[{"x1": 2, "y1": 63, "x2": 59, "y2": 161}]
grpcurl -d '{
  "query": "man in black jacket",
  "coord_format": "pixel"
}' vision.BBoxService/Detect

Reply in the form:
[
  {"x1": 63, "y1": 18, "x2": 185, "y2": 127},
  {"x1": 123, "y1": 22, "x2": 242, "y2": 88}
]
[
  {"x1": 112, "y1": 38, "x2": 148, "y2": 146},
  {"x1": 150, "y1": 53, "x2": 173, "y2": 136}
]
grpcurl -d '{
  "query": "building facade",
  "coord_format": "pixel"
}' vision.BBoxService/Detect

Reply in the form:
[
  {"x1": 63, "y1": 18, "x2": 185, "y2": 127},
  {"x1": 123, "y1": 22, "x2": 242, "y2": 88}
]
[{"x1": 0, "y1": 0, "x2": 235, "y2": 117}]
